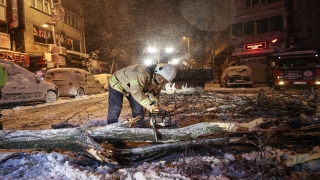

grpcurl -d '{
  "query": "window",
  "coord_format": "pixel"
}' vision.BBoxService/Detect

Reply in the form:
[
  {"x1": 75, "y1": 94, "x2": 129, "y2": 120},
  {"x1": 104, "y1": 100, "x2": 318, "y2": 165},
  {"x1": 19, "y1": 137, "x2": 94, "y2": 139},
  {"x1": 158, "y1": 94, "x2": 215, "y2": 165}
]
[
  {"x1": 0, "y1": 0, "x2": 6, "y2": 5},
  {"x1": 252, "y1": 0, "x2": 260, "y2": 6},
  {"x1": 64, "y1": 10, "x2": 80, "y2": 29},
  {"x1": 0, "y1": 0, "x2": 5, "y2": 22},
  {"x1": 246, "y1": 0, "x2": 267, "y2": 7},
  {"x1": 256, "y1": 18, "x2": 269, "y2": 33},
  {"x1": 73, "y1": 40, "x2": 80, "y2": 51},
  {"x1": 268, "y1": 0, "x2": 281, "y2": 3},
  {"x1": 270, "y1": 15, "x2": 283, "y2": 31},
  {"x1": 232, "y1": 23, "x2": 243, "y2": 37},
  {"x1": 244, "y1": 21, "x2": 255, "y2": 35},
  {"x1": 33, "y1": 25, "x2": 54, "y2": 44},
  {"x1": 246, "y1": 0, "x2": 251, "y2": 7},
  {"x1": 31, "y1": 0, "x2": 51, "y2": 14},
  {"x1": 59, "y1": 32, "x2": 80, "y2": 51}
]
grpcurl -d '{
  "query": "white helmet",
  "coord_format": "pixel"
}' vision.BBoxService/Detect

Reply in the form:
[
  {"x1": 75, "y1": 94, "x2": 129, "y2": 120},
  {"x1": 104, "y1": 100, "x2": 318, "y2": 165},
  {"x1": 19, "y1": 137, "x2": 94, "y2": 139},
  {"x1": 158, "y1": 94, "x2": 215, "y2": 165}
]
[{"x1": 154, "y1": 64, "x2": 177, "y2": 82}]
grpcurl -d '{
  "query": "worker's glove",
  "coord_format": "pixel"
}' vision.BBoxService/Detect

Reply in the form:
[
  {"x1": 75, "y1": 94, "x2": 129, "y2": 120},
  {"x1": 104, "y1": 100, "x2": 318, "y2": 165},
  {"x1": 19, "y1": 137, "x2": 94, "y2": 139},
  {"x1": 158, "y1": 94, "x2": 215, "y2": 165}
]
[{"x1": 150, "y1": 100, "x2": 159, "y2": 107}]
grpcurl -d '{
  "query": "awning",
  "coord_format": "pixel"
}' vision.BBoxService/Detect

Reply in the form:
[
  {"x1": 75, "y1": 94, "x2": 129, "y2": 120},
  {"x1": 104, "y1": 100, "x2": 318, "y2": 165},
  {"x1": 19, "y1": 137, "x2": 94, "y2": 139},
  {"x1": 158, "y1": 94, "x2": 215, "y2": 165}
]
[{"x1": 66, "y1": 50, "x2": 89, "y2": 58}]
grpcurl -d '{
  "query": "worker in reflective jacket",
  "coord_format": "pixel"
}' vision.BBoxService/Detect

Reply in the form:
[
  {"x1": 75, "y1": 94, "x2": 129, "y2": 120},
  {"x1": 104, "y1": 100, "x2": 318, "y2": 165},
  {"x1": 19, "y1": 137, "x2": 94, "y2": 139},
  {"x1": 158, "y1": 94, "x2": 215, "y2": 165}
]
[{"x1": 107, "y1": 64, "x2": 177, "y2": 127}]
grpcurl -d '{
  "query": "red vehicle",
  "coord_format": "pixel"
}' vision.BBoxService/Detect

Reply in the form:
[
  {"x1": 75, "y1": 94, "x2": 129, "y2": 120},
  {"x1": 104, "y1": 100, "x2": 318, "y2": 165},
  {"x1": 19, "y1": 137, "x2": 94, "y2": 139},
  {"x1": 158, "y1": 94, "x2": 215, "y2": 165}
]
[{"x1": 270, "y1": 50, "x2": 320, "y2": 90}]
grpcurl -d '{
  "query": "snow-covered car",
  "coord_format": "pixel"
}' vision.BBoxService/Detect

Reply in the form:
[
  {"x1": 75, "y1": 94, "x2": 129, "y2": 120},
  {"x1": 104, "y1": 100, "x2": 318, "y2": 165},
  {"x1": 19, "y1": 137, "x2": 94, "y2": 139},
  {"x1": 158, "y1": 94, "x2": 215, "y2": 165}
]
[
  {"x1": 220, "y1": 65, "x2": 253, "y2": 88},
  {"x1": 94, "y1": 73, "x2": 112, "y2": 90},
  {"x1": 0, "y1": 59, "x2": 59, "y2": 105},
  {"x1": 44, "y1": 68, "x2": 105, "y2": 97}
]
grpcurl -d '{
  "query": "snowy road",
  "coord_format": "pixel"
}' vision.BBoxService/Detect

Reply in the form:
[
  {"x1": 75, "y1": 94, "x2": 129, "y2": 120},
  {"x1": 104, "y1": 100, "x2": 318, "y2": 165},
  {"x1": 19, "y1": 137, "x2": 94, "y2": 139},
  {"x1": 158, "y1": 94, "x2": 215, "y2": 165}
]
[
  {"x1": 1, "y1": 85, "x2": 318, "y2": 130},
  {"x1": 1, "y1": 87, "x2": 320, "y2": 179},
  {"x1": 1, "y1": 92, "x2": 115, "y2": 130}
]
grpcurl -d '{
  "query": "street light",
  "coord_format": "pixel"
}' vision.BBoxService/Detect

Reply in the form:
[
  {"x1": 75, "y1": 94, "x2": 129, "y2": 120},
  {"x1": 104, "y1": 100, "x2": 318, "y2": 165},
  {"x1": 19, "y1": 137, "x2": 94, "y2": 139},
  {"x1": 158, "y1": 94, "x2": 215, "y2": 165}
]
[{"x1": 183, "y1": 37, "x2": 190, "y2": 60}]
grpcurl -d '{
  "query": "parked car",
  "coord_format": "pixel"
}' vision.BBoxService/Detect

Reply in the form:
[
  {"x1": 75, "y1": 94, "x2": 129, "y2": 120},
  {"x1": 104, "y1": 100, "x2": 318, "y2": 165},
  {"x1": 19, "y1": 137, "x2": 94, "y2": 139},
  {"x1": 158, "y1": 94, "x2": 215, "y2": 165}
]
[
  {"x1": 220, "y1": 65, "x2": 253, "y2": 88},
  {"x1": 44, "y1": 68, "x2": 105, "y2": 97},
  {"x1": 94, "y1": 73, "x2": 112, "y2": 90},
  {"x1": 0, "y1": 59, "x2": 59, "y2": 105}
]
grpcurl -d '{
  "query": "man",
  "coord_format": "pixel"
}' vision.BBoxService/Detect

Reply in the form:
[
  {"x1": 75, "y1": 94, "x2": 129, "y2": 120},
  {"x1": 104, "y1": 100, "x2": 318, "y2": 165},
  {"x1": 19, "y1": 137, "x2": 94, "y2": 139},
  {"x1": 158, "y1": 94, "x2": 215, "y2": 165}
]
[
  {"x1": 0, "y1": 62, "x2": 7, "y2": 118},
  {"x1": 107, "y1": 63, "x2": 177, "y2": 127}
]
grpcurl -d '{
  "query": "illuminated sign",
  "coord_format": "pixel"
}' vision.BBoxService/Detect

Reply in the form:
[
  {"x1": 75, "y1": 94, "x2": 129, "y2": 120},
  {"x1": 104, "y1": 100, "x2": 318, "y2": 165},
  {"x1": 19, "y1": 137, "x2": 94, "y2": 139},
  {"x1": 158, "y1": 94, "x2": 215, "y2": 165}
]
[
  {"x1": 0, "y1": 50, "x2": 30, "y2": 67},
  {"x1": 244, "y1": 42, "x2": 267, "y2": 50}
]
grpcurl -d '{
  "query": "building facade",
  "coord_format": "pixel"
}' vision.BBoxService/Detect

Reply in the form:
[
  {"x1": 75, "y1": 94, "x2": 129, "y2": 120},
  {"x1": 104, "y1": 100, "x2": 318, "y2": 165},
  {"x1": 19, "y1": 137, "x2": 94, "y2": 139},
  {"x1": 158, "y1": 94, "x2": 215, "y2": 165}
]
[
  {"x1": 229, "y1": 0, "x2": 285, "y2": 83},
  {"x1": 208, "y1": 0, "x2": 320, "y2": 84},
  {"x1": 0, "y1": 0, "x2": 87, "y2": 72}
]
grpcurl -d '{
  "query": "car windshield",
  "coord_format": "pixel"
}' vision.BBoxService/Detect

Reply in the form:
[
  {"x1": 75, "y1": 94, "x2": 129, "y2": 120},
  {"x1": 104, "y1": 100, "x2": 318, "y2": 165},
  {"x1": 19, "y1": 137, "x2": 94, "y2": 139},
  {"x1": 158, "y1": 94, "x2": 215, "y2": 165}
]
[{"x1": 278, "y1": 57, "x2": 319, "y2": 68}]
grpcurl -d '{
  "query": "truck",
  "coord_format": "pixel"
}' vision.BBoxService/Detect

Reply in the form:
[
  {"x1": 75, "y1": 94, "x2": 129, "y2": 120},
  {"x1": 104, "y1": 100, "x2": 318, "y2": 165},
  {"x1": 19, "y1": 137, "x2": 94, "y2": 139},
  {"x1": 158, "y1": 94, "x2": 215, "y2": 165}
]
[
  {"x1": 268, "y1": 50, "x2": 320, "y2": 90},
  {"x1": 142, "y1": 47, "x2": 214, "y2": 95},
  {"x1": 165, "y1": 67, "x2": 214, "y2": 95}
]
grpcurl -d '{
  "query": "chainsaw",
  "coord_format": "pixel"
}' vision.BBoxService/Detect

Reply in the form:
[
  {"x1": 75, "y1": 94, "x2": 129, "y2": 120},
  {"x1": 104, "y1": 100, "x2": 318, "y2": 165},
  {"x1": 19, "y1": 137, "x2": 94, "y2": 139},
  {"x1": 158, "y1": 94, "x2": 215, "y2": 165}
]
[{"x1": 149, "y1": 108, "x2": 171, "y2": 142}]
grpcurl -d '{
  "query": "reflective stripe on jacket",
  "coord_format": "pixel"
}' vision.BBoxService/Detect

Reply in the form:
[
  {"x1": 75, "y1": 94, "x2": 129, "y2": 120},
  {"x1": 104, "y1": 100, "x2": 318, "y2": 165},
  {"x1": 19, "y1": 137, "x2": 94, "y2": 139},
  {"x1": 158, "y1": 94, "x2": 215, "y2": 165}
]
[{"x1": 109, "y1": 64, "x2": 163, "y2": 111}]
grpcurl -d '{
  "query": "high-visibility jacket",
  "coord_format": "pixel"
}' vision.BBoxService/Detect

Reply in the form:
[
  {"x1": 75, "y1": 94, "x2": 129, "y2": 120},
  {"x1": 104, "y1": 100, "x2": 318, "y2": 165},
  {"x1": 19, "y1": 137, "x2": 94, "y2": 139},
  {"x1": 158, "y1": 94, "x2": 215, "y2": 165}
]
[
  {"x1": 109, "y1": 64, "x2": 163, "y2": 111},
  {"x1": 0, "y1": 64, "x2": 7, "y2": 88}
]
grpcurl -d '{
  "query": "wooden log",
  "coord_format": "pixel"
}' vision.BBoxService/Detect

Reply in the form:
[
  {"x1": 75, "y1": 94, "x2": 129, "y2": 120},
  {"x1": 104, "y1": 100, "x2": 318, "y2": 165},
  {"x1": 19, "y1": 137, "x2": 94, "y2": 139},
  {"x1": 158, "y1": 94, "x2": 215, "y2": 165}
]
[
  {"x1": 114, "y1": 137, "x2": 230, "y2": 162},
  {"x1": 0, "y1": 122, "x2": 224, "y2": 150},
  {"x1": 0, "y1": 122, "x2": 224, "y2": 163},
  {"x1": 0, "y1": 127, "x2": 117, "y2": 164},
  {"x1": 88, "y1": 122, "x2": 224, "y2": 142}
]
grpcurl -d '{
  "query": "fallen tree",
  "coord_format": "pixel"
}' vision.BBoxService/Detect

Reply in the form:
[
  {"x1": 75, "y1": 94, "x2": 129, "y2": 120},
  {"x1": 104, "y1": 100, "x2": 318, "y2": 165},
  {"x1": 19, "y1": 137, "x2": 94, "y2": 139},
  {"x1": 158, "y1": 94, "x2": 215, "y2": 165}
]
[
  {"x1": 0, "y1": 121, "x2": 228, "y2": 164},
  {"x1": 2, "y1": 115, "x2": 320, "y2": 165}
]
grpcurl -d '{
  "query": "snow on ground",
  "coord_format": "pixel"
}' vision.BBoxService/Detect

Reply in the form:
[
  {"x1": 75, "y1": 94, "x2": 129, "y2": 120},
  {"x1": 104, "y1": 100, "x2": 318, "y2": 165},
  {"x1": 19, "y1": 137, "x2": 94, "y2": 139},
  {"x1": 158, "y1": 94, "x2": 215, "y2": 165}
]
[
  {"x1": 0, "y1": 146, "x2": 320, "y2": 179},
  {"x1": 1, "y1": 85, "x2": 320, "y2": 179}
]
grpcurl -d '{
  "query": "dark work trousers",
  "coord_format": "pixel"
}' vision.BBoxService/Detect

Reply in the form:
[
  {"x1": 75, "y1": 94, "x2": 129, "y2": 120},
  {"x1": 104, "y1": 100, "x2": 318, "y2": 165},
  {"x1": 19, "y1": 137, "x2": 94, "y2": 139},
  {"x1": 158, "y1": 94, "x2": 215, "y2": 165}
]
[{"x1": 107, "y1": 84, "x2": 146, "y2": 127}]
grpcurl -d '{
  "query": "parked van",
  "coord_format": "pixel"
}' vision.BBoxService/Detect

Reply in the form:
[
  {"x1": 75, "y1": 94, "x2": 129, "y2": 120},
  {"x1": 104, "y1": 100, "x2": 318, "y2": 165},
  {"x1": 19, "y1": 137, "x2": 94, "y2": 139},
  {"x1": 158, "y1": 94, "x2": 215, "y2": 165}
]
[
  {"x1": 44, "y1": 68, "x2": 105, "y2": 97},
  {"x1": 220, "y1": 65, "x2": 253, "y2": 88},
  {"x1": 0, "y1": 59, "x2": 59, "y2": 105},
  {"x1": 94, "y1": 73, "x2": 112, "y2": 90}
]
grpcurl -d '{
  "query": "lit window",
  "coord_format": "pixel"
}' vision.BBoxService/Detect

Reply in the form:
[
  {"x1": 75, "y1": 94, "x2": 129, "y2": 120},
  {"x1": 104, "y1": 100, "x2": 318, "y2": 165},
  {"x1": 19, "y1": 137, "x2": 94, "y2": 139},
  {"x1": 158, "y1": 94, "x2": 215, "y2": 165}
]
[{"x1": 33, "y1": 25, "x2": 54, "y2": 45}]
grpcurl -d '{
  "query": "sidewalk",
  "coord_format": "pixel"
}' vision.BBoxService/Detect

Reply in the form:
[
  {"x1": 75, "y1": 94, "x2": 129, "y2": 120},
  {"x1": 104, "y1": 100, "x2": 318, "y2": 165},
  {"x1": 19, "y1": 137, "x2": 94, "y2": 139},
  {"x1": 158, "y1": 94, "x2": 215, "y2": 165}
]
[{"x1": 204, "y1": 83, "x2": 272, "y2": 93}]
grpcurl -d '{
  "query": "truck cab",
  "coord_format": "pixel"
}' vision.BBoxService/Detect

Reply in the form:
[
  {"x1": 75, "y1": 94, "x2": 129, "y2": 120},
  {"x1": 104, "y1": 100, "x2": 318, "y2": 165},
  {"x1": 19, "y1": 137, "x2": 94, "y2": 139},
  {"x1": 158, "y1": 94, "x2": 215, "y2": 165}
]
[{"x1": 271, "y1": 50, "x2": 320, "y2": 90}]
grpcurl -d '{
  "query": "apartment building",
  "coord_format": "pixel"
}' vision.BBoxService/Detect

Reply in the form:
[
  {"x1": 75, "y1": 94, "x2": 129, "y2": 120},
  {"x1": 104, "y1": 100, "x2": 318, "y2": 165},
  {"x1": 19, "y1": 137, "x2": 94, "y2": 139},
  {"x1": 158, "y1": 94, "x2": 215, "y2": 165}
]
[
  {"x1": 209, "y1": 0, "x2": 320, "y2": 84},
  {"x1": 0, "y1": 0, "x2": 86, "y2": 72},
  {"x1": 228, "y1": 0, "x2": 285, "y2": 83}
]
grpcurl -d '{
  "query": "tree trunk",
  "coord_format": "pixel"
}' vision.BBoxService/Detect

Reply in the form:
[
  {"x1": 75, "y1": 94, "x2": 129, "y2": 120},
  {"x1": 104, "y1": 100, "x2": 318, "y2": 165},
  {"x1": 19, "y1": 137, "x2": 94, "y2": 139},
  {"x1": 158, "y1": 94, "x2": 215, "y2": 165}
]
[
  {"x1": 0, "y1": 122, "x2": 225, "y2": 163},
  {"x1": 89, "y1": 122, "x2": 225, "y2": 142},
  {"x1": 113, "y1": 137, "x2": 230, "y2": 163}
]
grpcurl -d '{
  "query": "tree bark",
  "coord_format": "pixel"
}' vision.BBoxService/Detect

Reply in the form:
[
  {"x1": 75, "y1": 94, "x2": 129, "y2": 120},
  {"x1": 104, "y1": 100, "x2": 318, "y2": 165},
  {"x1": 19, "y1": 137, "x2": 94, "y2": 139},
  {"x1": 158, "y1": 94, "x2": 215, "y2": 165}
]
[
  {"x1": 0, "y1": 122, "x2": 225, "y2": 163},
  {"x1": 89, "y1": 122, "x2": 224, "y2": 142}
]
